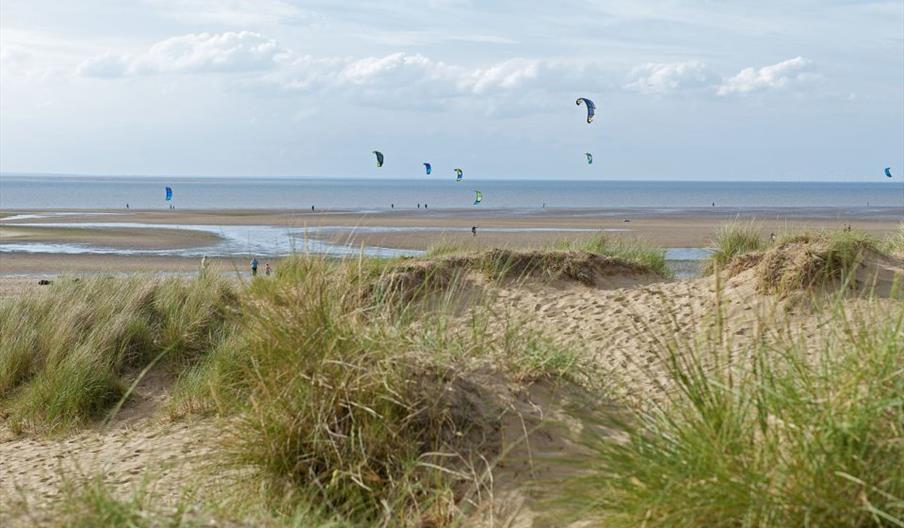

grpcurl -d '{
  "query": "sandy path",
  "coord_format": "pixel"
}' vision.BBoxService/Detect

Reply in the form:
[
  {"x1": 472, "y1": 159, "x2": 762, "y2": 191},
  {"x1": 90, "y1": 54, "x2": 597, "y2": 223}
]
[{"x1": 0, "y1": 418, "x2": 221, "y2": 525}]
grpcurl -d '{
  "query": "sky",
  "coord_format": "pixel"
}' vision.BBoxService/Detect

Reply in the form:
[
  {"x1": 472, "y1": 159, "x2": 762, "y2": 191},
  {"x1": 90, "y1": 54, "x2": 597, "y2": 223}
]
[{"x1": 0, "y1": 0, "x2": 902, "y2": 181}]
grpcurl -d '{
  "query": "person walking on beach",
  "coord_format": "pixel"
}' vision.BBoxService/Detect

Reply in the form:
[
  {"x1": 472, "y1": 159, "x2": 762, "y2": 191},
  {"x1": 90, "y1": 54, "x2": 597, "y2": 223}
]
[
  {"x1": 251, "y1": 257, "x2": 259, "y2": 276},
  {"x1": 471, "y1": 226, "x2": 477, "y2": 236},
  {"x1": 201, "y1": 255, "x2": 209, "y2": 272},
  {"x1": 265, "y1": 263, "x2": 272, "y2": 276},
  {"x1": 770, "y1": 233, "x2": 776, "y2": 244}
]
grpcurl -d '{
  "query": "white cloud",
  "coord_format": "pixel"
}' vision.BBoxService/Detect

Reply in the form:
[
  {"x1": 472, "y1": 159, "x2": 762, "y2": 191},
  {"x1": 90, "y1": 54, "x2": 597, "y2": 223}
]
[
  {"x1": 271, "y1": 53, "x2": 601, "y2": 102},
  {"x1": 73, "y1": 30, "x2": 815, "y2": 114},
  {"x1": 717, "y1": 57, "x2": 815, "y2": 96},
  {"x1": 624, "y1": 60, "x2": 713, "y2": 94},
  {"x1": 76, "y1": 51, "x2": 130, "y2": 78},
  {"x1": 142, "y1": 0, "x2": 313, "y2": 27},
  {"x1": 77, "y1": 31, "x2": 288, "y2": 77}
]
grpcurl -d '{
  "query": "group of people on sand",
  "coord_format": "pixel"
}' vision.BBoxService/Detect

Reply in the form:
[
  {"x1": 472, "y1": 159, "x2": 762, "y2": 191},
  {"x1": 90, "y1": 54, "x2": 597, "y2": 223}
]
[
  {"x1": 250, "y1": 257, "x2": 271, "y2": 277},
  {"x1": 199, "y1": 255, "x2": 272, "y2": 277}
]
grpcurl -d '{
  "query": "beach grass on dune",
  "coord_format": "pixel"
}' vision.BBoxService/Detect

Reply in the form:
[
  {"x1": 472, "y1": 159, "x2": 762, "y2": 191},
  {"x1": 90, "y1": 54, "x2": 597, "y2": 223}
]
[
  {"x1": 559, "y1": 233, "x2": 671, "y2": 278},
  {"x1": 703, "y1": 221, "x2": 764, "y2": 274},
  {"x1": 565, "y1": 289, "x2": 904, "y2": 527},
  {"x1": 427, "y1": 232, "x2": 671, "y2": 278},
  {"x1": 883, "y1": 223, "x2": 904, "y2": 258},
  {"x1": 5, "y1": 234, "x2": 902, "y2": 526},
  {"x1": 169, "y1": 255, "x2": 578, "y2": 525},
  {"x1": 0, "y1": 272, "x2": 236, "y2": 434},
  {"x1": 751, "y1": 229, "x2": 891, "y2": 296}
]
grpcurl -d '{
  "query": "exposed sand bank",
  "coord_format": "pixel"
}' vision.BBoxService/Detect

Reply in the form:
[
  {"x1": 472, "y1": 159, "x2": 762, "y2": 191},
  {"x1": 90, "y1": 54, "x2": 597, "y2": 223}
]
[
  {"x1": 0, "y1": 225, "x2": 221, "y2": 250},
  {"x1": 1, "y1": 209, "x2": 898, "y2": 267}
]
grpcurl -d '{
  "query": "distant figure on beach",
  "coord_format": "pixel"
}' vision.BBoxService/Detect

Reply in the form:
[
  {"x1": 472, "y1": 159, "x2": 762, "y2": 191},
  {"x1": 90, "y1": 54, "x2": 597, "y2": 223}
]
[
  {"x1": 391, "y1": 203, "x2": 394, "y2": 208},
  {"x1": 126, "y1": 203, "x2": 129, "y2": 209},
  {"x1": 770, "y1": 233, "x2": 776, "y2": 244},
  {"x1": 251, "y1": 257, "x2": 259, "y2": 276},
  {"x1": 471, "y1": 226, "x2": 477, "y2": 236},
  {"x1": 201, "y1": 255, "x2": 209, "y2": 271},
  {"x1": 424, "y1": 203, "x2": 428, "y2": 209},
  {"x1": 311, "y1": 205, "x2": 315, "y2": 212},
  {"x1": 623, "y1": 218, "x2": 630, "y2": 223},
  {"x1": 417, "y1": 203, "x2": 421, "y2": 209},
  {"x1": 542, "y1": 203, "x2": 546, "y2": 208},
  {"x1": 265, "y1": 263, "x2": 272, "y2": 276},
  {"x1": 712, "y1": 202, "x2": 715, "y2": 207}
]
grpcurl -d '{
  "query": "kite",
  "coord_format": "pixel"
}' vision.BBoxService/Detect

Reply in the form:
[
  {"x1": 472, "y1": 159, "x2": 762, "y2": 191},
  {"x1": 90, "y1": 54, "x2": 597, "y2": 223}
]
[
  {"x1": 373, "y1": 151, "x2": 384, "y2": 167},
  {"x1": 885, "y1": 167, "x2": 893, "y2": 178},
  {"x1": 473, "y1": 190, "x2": 482, "y2": 205},
  {"x1": 455, "y1": 168, "x2": 463, "y2": 182},
  {"x1": 165, "y1": 186, "x2": 173, "y2": 201},
  {"x1": 424, "y1": 162, "x2": 432, "y2": 175},
  {"x1": 576, "y1": 97, "x2": 596, "y2": 123},
  {"x1": 585, "y1": 152, "x2": 593, "y2": 165}
]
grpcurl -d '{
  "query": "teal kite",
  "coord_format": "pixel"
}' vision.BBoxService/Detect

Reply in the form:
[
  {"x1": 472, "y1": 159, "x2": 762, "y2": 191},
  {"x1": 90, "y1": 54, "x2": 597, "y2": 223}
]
[
  {"x1": 473, "y1": 190, "x2": 482, "y2": 205},
  {"x1": 424, "y1": 162, "x2": 432, "y2": 175},
  {"x1": 585, "y1": 152, "x2": 593, "y2": 165},
  {"x1": 885, "y1": 167, "x2": 893, "y2": 178},
  {"x1": 373, "y1": 151, "x2": 384, "y2": 167},
  {"x1": 455, "y1": 168, "x2": 463, "y2": 182}
]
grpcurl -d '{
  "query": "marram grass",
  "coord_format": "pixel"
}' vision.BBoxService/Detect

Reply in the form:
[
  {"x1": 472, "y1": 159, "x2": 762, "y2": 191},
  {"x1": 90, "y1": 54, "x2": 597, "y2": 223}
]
[
  {"x1": 564, "y1": 291, "x2": 904, "y2": 527},
  {"x1": 0, "y1": 273, "x2": 236, "y2": 434}
]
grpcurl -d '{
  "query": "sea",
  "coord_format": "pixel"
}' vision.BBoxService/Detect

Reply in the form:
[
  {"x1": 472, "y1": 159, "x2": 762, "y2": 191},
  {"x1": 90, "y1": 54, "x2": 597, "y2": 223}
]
[{"x1": 1, "y1": 175, "x2": 902, "y2": 211}]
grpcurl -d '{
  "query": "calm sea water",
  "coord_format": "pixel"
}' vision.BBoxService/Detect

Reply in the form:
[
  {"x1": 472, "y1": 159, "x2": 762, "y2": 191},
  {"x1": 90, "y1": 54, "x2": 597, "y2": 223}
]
[{"x1": 1, "y1": 175, "x2": 902, "y2": 211}]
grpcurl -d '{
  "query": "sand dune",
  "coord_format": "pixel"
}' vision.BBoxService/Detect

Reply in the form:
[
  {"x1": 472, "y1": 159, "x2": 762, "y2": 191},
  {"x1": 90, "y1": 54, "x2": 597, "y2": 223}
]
[{"x1": 1, "y1": 243, "x2": 900, "y2": 526}]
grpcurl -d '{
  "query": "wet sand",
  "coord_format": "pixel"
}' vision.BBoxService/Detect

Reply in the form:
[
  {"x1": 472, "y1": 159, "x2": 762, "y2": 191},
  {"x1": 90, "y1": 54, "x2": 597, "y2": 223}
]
[
  {"x1": 0, "y1": 225, "x2": 221, "y2": 249},
  {"x1": 1, "y1": 208, "x2": 899, "y2": 277}
]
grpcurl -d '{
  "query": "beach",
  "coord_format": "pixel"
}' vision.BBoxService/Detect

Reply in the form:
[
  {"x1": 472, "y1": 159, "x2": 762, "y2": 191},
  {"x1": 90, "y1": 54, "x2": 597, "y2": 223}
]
[{"x1": 2, "y1": 207, "x2": 899, "y2": 267}]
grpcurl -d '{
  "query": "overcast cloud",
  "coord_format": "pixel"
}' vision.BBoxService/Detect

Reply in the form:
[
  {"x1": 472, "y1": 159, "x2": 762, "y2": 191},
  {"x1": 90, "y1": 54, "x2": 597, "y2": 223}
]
[{"x1": 1, "y1": 0, "x2": 901, "y2": 180}]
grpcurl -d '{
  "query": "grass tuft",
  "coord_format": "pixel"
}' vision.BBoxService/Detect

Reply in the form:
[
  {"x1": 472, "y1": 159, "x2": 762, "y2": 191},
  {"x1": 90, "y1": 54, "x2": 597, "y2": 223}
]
[
  {"x1": 756, "y1": 229, "x2": 884, "y2": 295},
  {"x1": 0, "y1": 274, "x2": 237, "y2": 434},
  {"x1": 171, "y1": 256, "x2": 578, "y2": 525},
  {"x1": 566, "y1": 292, "x2": 904, "y2": 527},
  {"x1": 554, "y1": 233, "x2": 672, "y2": 278},
  {"x1": 703, "y1": 221, "x2": 764, "y2": 274}
]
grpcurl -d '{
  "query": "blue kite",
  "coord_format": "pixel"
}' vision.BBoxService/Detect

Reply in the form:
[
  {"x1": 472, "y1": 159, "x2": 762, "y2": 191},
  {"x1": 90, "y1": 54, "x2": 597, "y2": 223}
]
[{"x1": 576, "y1": 97, "x2": 596, "y2": 123}]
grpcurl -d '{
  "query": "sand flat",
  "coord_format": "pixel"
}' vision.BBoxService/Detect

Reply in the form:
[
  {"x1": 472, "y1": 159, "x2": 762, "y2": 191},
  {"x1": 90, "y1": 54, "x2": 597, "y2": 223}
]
[
  {"x1": 2, "y1": 208, "x2": 899, "y2": 249},
  {"x1": 0, "y1": 225, "x2": 222, "y2": 250}
]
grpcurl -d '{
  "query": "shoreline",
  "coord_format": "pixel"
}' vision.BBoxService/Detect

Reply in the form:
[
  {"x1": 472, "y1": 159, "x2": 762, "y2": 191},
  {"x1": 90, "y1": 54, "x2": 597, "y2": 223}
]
[{"x1": 1, "y1": 209, "x2": 899, "y2": 278}]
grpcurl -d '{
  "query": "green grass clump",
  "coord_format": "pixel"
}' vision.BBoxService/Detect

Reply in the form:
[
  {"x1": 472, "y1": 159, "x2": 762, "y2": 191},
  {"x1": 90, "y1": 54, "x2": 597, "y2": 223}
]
[
  {"x1": 757, "y1": 229, "x2": 885, "y2": 295},
  {"x1": 554, "y1": 233, "x2": 671, "y2": 278},
  {"x1": 883, "y1": 224, "x2": 904, "y2": 258},
  {"x1": 0, "y1": 273, "x2": 236, "y2": 433},
  {"x1": 568, "y1": 296, "x2": 904, "y2": 527},
  {"x1": 703, "y1": 222, "x2": 764, "y2": 274},
  {"x1": 173, "y1": 256, "x2": 577, "y2": 525}
]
